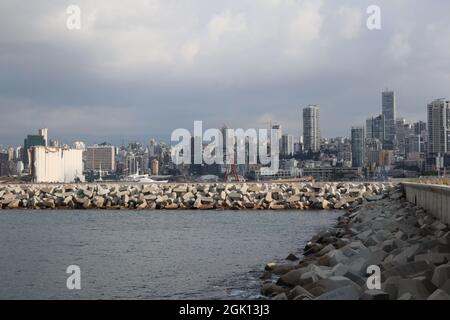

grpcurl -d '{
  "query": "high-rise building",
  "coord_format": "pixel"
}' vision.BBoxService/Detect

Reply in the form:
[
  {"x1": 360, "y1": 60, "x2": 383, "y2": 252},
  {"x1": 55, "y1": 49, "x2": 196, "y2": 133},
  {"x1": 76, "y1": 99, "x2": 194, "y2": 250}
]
[
  {"x1": 190, "y1": 136, "x2": 202, "y2": 175},
  {"x1": 7, "y1": 146, "x2": 14, "y2": 161},
  {"x1": 148, "y1": 139, "x2": 157, "y2": 157},
  {"x1": 23, "y1": 130, "x2": 46, "y2": 166},
  {"x1": 366, "y1": 114, "x2": 385, "y2": 142},
  {"x1": 408, "y1": 121, "x2": 427, "y2": 157},
  {"x1": 382, "y1": 89, "x2": 396, "y2": 150},
  {"x1": 281, "y1": 134, "x2": 294, "y2": 157},
  {"x1": 38, "y1": 128, "x2": 48, "y2": 147},
  {"x1": 152, "y1": 159, "x2": 159, "y2": 176},
  {"x1": 0, "y1": 152, "x2": 9, "y2": 176},
  {"x1": 271, "y1": 124, "x2": 282, "y2": 155},
  {"x1": 85, "y1": 145, "x2": 116, "y2": 173},
  {"x1": 395, "y1": 118, "x2": 413, "y2": 159},
  {"x1": 351, "y1": 126, "x2": 365, "y2": 168},
  {"x1": 414, "y1": 121, "x2": 427, "y2": 136},
  {"x1": 427, "y1": 99, "x2": 450, "y2": 157},
  {"x1": 303, "y1": 105, "x2": 321, "y2": 152}
]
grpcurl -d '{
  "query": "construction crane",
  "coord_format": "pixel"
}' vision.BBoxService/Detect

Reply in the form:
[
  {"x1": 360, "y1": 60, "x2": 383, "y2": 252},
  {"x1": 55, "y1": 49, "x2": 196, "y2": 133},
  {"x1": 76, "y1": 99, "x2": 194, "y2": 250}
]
[
  {"x1": 224, "y1": 159, "x2": 239, "y2": 182},
  {"x1": 222, "y1": 123, "x2": 240, "y2": 182}
]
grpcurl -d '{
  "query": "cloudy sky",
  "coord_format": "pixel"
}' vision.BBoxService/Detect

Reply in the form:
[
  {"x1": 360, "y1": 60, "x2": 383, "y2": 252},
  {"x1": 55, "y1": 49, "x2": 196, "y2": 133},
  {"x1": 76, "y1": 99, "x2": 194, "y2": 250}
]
[{"x1": 0, "y1": 0, "x2": 449, "y2": 146}]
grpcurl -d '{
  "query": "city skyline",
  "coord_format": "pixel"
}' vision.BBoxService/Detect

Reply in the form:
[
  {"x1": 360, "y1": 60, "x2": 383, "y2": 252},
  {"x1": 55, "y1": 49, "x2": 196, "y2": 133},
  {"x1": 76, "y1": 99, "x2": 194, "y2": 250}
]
[
  {"x1": 0, "y1": 90, "x2": 438, "y2": 148},
  {"x1": 1, "y1": 1, "x2": 450, "y2": 145}
]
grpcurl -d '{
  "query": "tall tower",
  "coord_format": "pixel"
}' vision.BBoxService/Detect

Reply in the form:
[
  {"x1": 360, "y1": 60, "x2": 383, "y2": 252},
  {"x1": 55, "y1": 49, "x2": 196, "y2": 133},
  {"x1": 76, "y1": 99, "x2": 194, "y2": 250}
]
[
  {"x1": 351, "y1": 126, "x2": 365, "y2": 168},
  {"x1": 271, "y1": 123, "x2": 282, "y2": 155},
  {"x1": 427, "y1": 99, "x2": 450, "y2": 157},
  {"x1": 382, "y1": 89, "x2": 396, "y2": 150},
  {"x1": 38, "y1": 128, "x2": 48, "y2": 147},
  {"x1": 281, "y1": 134, "x2": 294, "y2": 156},
  {"x1": 303, "y1": 105, "x2": 321, "y2": 152},
  {"x1": 366, "y1": 114, "x2": 385, "y2": 142},
  {"x1": 152, "y1": 159, "x2": 159, "y2": 176},
  {"x1": 148, "y1": 139, "x2": 156, "y2": 157}
]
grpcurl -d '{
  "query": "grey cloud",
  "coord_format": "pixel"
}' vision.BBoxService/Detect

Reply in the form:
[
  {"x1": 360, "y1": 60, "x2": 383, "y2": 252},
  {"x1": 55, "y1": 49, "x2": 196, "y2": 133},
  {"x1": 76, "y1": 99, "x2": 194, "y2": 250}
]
[{"x1": 0, "y1": 0, "x2": 449, "y2": 146}]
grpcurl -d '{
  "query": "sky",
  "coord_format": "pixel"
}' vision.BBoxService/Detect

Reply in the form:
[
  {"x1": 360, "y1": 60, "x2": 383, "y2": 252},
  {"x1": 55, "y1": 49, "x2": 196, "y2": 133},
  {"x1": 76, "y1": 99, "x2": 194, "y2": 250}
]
[{"x1": 1, "y1": 0, "x2": 449, "y2": 146}]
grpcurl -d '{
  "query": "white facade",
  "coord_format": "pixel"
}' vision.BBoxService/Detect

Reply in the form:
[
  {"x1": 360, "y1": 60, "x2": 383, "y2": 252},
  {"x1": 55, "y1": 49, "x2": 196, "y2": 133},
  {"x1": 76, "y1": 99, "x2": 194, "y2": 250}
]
[{"x1": 32, "y1": 146, "x2": 84, "y2": 183}]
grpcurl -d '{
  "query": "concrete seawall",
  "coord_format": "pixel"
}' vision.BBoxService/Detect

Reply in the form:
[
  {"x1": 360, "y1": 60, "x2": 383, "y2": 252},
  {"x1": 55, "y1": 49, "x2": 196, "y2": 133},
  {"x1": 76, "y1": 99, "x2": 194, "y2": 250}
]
[{"x1": 403, "y1": 182, "x2": 450, "y2": 225}]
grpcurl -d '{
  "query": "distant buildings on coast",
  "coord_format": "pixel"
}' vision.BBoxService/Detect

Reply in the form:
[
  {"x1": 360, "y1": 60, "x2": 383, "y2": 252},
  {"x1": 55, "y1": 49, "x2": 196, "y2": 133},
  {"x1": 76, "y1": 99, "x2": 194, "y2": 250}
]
[{"x1": 1, "y1": 89, "x2": 450, "y2": 183}]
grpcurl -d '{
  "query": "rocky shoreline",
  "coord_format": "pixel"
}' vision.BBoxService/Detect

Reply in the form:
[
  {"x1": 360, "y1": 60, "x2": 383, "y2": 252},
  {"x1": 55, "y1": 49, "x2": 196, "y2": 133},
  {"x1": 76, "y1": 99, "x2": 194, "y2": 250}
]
[
  {"x1": 0, "y1": 182, "x2": 393, "y2": 210},
  {"x1": 260, "y1": 185, "x2": 450, "y2": 300}
]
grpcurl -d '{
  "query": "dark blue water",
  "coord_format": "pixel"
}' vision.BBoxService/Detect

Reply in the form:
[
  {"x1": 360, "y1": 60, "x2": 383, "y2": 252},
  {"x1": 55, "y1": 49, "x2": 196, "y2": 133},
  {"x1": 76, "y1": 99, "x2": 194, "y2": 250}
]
[{"x1": 0, "y1": 210, "x2": 340, "y2": 299}]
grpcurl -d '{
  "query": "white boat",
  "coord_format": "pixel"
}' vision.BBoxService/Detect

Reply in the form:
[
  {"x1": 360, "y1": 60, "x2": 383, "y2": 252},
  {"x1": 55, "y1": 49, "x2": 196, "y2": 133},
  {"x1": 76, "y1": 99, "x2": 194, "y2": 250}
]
[
  {"x1": 123, "y1": 168, "x2": 168, "y2": 183},
  {"x1": 137, "y1": 176, "x2": 168, "y2": 183}
]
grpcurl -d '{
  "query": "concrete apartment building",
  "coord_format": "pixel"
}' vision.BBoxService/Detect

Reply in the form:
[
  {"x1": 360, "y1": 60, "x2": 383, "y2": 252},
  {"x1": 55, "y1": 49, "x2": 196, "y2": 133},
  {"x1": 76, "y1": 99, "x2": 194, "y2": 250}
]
[{"x1": 85, "y1": 145, "x2": 116, "y2": 173}]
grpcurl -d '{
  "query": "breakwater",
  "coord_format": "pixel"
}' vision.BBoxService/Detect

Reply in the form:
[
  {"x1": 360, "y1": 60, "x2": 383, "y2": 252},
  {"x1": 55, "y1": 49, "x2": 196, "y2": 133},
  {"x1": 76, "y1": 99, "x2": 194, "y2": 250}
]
[
  {"x1": 0, "y1": 182, "x2": 393, "y2": 210},
  {"x1": 260, "y1": 185, "x2": 450, "y2": 300}
]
